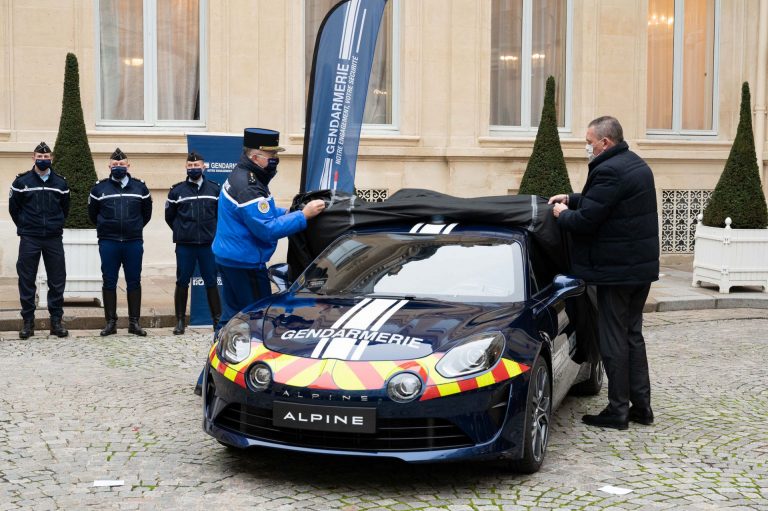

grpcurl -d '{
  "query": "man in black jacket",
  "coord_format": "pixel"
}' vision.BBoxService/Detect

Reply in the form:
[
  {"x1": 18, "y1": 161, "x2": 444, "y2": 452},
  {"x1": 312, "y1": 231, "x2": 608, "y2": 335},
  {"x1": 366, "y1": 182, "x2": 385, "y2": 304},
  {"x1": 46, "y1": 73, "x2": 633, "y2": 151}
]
[
  {"x1": 165, "y1": 151, "x2": 222, "y2": 335},
  {"x1": 9, "y1": 142, "x2": 70, "y2": 339},
  {"x1": 88, "y1": 148, "x2": 153, "y2": 336},
  {"x1": 550, "y1": 116, "x2": 659, "y2": 430}
]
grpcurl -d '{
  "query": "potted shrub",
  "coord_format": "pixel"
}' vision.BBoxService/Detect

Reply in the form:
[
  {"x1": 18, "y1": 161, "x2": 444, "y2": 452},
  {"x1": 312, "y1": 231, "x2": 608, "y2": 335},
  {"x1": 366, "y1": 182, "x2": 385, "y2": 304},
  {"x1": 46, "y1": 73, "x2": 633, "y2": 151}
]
[
  {"x1": 518, "y1": 76, "x2": 573, "y2": 197},
  {"x1": 692, "y1": 82, "x2": 768, "y2": 293},
  {"x1": 38, "y1": 53, "x2": 102, "y2": 305}
]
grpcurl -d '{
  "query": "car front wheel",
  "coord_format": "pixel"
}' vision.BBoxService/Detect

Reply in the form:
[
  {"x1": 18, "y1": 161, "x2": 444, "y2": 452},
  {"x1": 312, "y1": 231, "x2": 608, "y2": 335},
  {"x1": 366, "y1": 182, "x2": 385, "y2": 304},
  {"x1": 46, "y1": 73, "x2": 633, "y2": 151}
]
[{"x1": 508, "y1": 355, "x2": 551, "y2": 473}]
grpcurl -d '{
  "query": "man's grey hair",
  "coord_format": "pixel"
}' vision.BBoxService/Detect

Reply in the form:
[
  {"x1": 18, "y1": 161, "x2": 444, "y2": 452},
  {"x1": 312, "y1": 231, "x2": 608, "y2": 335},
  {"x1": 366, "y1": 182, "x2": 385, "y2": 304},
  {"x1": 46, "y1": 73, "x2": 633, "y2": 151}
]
[
  {"x1": 243, "y1": 146, "x2": 258, "y2": 157},
  {"x1": 588, "y1": 116, "x2": 624, "y2": 143}
]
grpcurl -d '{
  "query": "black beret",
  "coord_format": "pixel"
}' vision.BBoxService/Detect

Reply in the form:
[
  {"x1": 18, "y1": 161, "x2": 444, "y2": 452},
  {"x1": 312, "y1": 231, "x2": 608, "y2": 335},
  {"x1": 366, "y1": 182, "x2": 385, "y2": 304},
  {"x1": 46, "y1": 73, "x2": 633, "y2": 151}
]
[
  {"x1": 110, "y1": 147, "x2": 128, "y2": 160},
  {"x1": 34, "y1": 141, "x2": 51, "y2": 154},
  {"x1": 243, "y1": 128, "x2": 285, "y2": 152},
  {"x1": 187, "y1": 151, "x2": 204, "y2": 162}
]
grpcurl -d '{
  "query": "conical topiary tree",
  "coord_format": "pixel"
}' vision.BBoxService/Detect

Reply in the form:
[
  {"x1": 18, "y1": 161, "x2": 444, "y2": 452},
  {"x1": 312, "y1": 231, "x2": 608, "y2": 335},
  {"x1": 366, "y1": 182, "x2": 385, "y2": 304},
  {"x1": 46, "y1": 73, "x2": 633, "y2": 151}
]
[
  {"x1": 518, "y1": 76, "x2": 573, "y2": 197},
  {"x1": 53, "y1": 52, "x2": 98, "y2": 229},
  {"x1": 702, "y1": 82, "x2": 768, "y2": 229}
]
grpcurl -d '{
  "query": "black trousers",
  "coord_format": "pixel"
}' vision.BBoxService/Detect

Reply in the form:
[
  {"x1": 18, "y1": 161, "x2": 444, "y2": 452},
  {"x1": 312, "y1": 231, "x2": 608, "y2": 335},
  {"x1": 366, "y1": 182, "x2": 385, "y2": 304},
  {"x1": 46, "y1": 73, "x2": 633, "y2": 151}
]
[
  {"x1": 596, "y1": 283, "x2": 652, "y2": 416},
  {"x1": 17, "y1": 235, "x2": 66, "y2": 321}
]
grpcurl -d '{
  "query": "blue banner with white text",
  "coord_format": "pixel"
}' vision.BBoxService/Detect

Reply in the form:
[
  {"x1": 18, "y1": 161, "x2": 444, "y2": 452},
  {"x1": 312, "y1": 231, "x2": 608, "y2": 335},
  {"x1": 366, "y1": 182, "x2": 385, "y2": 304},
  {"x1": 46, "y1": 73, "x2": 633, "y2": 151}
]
[
  {"x1": 185, "y1": 134, "x2": 243, "y2": 326},
  {"x1": 301, "y1": 0, "x2": 388, "y2": 194}
]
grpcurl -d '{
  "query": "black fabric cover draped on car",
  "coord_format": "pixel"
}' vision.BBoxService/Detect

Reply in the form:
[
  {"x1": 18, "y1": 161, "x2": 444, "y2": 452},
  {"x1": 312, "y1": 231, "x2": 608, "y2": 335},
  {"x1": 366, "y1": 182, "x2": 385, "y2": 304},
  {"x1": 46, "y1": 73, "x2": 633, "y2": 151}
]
[{"x1": 286, "y1": 188, "x2": 599, "y2": 364}]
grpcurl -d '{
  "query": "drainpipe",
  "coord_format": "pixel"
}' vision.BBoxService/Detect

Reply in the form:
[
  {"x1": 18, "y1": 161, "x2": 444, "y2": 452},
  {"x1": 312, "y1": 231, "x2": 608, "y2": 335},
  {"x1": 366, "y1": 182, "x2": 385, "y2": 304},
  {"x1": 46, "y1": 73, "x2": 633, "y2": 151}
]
[{"x1": 756, "y1": 0, "x2": 768, "y2": 196}]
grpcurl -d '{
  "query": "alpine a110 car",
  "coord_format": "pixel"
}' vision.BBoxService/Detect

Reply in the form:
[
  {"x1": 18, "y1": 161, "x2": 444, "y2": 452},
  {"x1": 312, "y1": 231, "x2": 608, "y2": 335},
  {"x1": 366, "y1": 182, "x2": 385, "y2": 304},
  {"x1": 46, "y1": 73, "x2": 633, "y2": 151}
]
[{"x1": 203, "y1": 221, "x2": 603, "y2": 473}]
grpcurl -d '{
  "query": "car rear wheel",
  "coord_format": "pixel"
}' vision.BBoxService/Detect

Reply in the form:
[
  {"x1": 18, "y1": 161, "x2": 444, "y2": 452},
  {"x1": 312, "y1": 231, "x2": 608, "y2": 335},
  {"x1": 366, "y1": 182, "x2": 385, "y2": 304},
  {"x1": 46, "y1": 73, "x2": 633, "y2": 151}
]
[
  {"x1": 508, "y1": 355, "x2": 551, "y2": 474},
  {"x1": 570, "y1": 359, "x2": 604, "y2": 396}
]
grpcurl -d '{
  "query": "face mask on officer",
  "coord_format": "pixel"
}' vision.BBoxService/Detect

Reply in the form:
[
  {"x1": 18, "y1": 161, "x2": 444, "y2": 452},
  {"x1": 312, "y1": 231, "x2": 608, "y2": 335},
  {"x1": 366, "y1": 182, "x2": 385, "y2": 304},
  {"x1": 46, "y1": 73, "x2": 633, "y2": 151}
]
[
  {"x1": 265, "y1": 157, "x2": 279, "y2": 173},
  {"x1": 35, "y1": 159, "x2": 52, "y2": 171},
  {"x1": 110, "y1": 165, "x2": 128, "y2": 180},
  {"x1": 187, "y1": 168, "x2": 203, "y2": 180}
]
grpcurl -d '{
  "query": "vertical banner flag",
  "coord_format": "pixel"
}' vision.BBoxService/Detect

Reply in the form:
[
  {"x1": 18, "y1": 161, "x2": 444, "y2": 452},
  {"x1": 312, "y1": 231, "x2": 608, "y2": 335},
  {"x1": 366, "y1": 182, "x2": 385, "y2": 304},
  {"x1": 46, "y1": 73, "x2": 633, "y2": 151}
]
[
  {"x1": 301, "y1": 0, "x2": 388, "y2": 194},
  {"x1": 185, "y1": 134, "x2": 243, "y2": 326}
]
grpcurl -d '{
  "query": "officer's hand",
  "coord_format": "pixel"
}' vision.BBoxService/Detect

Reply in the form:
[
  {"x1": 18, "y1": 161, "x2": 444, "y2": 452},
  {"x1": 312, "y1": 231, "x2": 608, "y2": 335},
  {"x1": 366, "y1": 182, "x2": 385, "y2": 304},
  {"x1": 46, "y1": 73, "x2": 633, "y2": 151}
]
[
  {"x1": 548, "y1": 194, "x2": 568, "y2": 205},
  {"x1": 552, "y1": 203, "x2": 568, "y2": 218},
  {"x1": 302, "y1": 199, "x2": 326, "y2": 219}
]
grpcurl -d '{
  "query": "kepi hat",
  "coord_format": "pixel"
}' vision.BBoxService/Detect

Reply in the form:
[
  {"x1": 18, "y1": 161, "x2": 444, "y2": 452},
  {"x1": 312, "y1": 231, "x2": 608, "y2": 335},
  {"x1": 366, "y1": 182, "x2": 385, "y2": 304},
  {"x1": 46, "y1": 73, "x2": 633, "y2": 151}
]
[
  {"x1": 34, "y1": 141, "x2": 52, "y2": 154},
  {"x1": 243, "y1": 128, "x2": 285, "y2": 152},
  {"x1": 187, "y1": 151, "x2": 204, "y2": 162},
  {"x1": 110, "y1": 148, "x2": 128, "y2": 161}
]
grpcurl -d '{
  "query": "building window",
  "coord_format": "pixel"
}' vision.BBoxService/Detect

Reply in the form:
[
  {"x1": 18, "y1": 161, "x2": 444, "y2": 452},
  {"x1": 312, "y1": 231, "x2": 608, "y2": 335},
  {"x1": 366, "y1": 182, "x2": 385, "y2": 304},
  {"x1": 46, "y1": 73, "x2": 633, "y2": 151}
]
[
  {"x1": 305, "y1": 0, "x2": 396, "y2": 127},
  {"x1": 647, "y1": 0, "x2": 718, "y2": 134},
  {"x1": 97, "y1": 0, "x2": 205, "y2": 127},
  {"x1": 490, "y1": 0, "x2": 570, "y2": 130}
]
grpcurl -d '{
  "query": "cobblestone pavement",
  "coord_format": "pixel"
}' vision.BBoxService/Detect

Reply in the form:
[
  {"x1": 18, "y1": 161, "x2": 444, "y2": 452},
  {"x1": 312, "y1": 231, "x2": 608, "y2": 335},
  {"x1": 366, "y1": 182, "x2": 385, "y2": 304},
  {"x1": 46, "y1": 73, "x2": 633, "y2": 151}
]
[{"x1": 1, "y1": 309, "x2": 767, "y2": 510}]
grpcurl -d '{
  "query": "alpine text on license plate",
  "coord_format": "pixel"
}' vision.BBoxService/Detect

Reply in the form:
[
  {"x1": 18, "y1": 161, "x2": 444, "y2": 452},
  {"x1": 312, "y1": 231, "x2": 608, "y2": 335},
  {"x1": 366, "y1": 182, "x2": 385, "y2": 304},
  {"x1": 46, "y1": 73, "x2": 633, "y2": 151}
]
[{"x1": 273, "y1": 401, "x2": 376, "y2": 433}]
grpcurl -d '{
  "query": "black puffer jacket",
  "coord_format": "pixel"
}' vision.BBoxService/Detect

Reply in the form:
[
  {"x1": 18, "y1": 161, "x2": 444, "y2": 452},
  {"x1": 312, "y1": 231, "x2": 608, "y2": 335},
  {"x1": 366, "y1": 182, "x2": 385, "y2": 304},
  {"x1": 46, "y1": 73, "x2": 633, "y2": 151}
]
[
  {"x1": 88, "y1": 176, "x2": 152, "y2": 241},
  {"x1": 557, "y1": 141, "x2": 659, "y2": 285},
  {"x1": 9, "y1": 169, "x2": 70, "y2": 237},
  {"x1": 165, "y1": 177, "x2": 220, "y2": 244}
]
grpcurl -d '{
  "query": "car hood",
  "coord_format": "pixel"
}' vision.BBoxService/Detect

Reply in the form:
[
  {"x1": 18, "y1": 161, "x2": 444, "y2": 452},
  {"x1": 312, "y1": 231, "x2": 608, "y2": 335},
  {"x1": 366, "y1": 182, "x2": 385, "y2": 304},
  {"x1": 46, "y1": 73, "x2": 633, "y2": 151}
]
[{"x1": 261, "y1": 294, "x2": 524, "y2": 361}]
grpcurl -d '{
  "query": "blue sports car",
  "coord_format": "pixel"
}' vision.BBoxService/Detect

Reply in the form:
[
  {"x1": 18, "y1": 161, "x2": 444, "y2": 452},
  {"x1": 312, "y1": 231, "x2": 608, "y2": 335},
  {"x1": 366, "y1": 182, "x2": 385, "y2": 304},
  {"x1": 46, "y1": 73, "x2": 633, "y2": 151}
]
[{"x1": 202, "y1": 223, "x2": 602, "y2": 472}]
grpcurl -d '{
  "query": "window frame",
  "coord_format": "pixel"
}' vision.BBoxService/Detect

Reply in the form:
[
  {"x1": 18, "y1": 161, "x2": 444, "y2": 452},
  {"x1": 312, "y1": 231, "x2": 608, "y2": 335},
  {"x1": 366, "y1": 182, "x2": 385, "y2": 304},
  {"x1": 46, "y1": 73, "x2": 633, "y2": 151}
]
[
  {"x1": 94, "y1": 0, "x2": 208, "y2": 129},
  {"x1": 489, "y1": 0, "x2": 573, "y2": 135},
  {"x1": 302, "y1": 0, "x2": 401, "y2": 134},
  {"x1": 646, "y1": 0, "x2": 720, "y2": 138}
]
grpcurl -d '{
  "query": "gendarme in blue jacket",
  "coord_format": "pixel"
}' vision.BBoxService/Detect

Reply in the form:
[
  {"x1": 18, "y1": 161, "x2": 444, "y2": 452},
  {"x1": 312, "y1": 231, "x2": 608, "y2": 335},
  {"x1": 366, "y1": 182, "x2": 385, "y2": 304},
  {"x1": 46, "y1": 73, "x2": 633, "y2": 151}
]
[
  {"x1": 88, "y1": 175, "x2": 152, "y2": 241},
  {"x1": 212, "y1": 153, "x2": 306, "y2": 268},
  {"x1": 9, "y1": 168, "x2": 70, "y2": 237},
  {"x1": 165, "y1": 177, "x2": 220, "y2": 244}
]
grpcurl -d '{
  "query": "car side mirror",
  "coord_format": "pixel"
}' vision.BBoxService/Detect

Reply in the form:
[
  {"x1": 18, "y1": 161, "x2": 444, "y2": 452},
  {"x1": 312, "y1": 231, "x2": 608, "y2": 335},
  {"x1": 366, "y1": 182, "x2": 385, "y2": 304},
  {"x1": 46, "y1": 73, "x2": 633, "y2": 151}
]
[
  {"x1": 268, "y1": 263, "x2": 292, "y2": 292},
  {"x1": 533, "y1": 274, "x2": 585, "y2": 316}
]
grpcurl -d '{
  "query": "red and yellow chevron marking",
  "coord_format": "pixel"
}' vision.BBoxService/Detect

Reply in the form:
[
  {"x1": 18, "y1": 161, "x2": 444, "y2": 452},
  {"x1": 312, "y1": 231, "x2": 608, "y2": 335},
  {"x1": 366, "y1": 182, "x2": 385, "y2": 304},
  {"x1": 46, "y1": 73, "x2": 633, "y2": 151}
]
[{"x1": 208, "y1": 341, "x2": 530, "y2": 399}]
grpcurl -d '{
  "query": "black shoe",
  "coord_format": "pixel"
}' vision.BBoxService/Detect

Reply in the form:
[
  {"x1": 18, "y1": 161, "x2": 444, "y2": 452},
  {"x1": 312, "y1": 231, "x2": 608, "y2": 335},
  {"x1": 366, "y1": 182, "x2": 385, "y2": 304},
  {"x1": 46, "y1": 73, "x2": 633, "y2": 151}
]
[
  {"x1": 50, "y1": 319, "x2": 69, "y2": 338},
  {"x1": 206, "y1": 286, "x2": 222, "y2": 331},
  {"x1": 127, "y1": 288, "x2": 147, "y2": 336},
  {"x1": 19, "y1": 320, "x2": 34, "y2": 339},
  {"x1": 100, "y1": 288, "x2": 118, "y2": 336},
  {"x1": 582, "y1": 407, "x2": 628, "y2": 430},
  {"x1": 629, "y1": 406, "x2": 654, "y2": 425},
  {"x1": 173, "y1": 285, "x2": 188, "y2": 335}
]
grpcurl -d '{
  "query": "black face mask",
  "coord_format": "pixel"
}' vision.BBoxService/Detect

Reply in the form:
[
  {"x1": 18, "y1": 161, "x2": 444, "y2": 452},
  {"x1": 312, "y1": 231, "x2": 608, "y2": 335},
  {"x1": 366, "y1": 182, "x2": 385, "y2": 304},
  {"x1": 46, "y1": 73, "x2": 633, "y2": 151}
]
[
  {"x1": 111, "y1": 166, "x2": 128, "y2": 180},
  {"x1": 35, "y1": 159, "x2": 52, "y2": 171},
  {"x1": 187, "y1": 168, "x2": 203, "y2": 180},
  {"x1": 265, "y1": 157, "x2": 279, "y2": 173}
]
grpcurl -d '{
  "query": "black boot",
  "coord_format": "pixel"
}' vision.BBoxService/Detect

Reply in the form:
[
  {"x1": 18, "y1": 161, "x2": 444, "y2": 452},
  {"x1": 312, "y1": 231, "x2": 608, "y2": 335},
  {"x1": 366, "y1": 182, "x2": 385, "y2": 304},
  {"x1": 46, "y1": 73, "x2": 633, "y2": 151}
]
[
  {"x1": 206, "y1": 287, "x2": 222, "y2": 330},
  {"x1": 19, "y1": 319, "x2": 35, "y2": 339},
  {"x1": 50, "y1": 318, "x2": 69, "y2": 338},
  {"x1": 173, "y1": 285, "x2": 188, "y2": 335},
  {"x1": 127, "y1": 288, "x2": 147, "y2": 336},
  {"x1": 100, "y1": 289, "x2": 118, "y2": 336}
]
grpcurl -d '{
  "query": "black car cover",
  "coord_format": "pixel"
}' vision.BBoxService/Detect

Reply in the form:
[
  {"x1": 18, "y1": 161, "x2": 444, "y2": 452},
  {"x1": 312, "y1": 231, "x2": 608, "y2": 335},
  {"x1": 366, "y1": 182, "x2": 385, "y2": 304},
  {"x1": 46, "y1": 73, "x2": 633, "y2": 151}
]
[{"x1": 286, "y1": 188, "x2": 599, "y2": 364}]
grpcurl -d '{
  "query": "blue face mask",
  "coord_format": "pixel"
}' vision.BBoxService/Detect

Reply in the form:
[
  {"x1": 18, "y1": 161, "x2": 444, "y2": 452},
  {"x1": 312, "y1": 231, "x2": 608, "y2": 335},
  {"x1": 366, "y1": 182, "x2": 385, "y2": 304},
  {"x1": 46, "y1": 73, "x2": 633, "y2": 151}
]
[
  {"x1": 111, "y1": 166, "x2": 128, "y2": 180},
  {"x1": 35, "y1": 159, "x2": 52, "y2": 171},
  {"x1": 265, "y1": 157, "x2": 279, "y2": 173},
  {"x1": 187, "y1": 168, "x2": 203, "y2": 180}
]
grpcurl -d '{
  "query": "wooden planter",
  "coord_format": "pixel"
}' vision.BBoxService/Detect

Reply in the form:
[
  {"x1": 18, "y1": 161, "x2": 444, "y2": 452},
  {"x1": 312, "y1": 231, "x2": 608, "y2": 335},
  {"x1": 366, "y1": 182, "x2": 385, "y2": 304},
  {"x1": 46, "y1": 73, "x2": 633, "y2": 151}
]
[
  {"x1": 692, "y1": 215, "x2": 768, "y2": 293},
  {"x1": 37, "y1": 228, "x2": 102, "y2": 306}
]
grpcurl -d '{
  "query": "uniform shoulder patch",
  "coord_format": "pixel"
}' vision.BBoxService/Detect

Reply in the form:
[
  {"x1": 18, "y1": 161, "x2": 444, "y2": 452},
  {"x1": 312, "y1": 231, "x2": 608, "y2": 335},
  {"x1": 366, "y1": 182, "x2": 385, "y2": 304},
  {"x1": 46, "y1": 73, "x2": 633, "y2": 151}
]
[{"x1": 258, "y1": 200, "x2": 270, "y2": 214}]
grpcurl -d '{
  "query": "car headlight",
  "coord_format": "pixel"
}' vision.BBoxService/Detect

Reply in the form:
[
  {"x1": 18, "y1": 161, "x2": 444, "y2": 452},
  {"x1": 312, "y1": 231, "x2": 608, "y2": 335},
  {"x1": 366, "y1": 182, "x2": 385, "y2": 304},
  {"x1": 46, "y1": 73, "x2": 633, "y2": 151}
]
[
  {"x1": 387, "y1": 372, "x2": 423, "y2": 403},
  {"x1": 247, "y1": 362, "x2": 272, "y2": 392},
  {"x1": 218, "y1": 316, "x2": 252, "y2": 364},
  {"x1": 435, "y1": 331, "x2": 505, "y2": 378}
]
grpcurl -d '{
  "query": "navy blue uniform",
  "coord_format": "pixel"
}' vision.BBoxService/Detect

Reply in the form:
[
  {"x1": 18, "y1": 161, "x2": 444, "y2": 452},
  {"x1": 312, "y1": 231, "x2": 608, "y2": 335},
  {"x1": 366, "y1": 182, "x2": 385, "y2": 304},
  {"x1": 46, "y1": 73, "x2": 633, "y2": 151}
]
[
  {"x1": 165, "y1": 177, "x2": 220, "y2": 288},
  {"x1": 9, "y1": 169, "x2": 70, "y2": 321},
  {"x1": 88, "y1": 176, "x2": 152, "y2": 291},
  {"x1": 212, "y1": 153, "x2": 307, "y2": 328}
]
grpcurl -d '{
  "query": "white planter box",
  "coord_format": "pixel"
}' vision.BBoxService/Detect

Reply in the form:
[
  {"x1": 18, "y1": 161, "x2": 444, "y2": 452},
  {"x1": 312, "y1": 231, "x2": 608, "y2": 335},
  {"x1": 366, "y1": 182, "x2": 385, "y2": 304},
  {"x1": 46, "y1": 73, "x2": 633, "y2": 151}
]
[
  {"x1": 37, "y1": 228, "x2": 102, "y2": 306},
  {"x1": 692, "y1": 216, "x2": 768, "y2": 293}
]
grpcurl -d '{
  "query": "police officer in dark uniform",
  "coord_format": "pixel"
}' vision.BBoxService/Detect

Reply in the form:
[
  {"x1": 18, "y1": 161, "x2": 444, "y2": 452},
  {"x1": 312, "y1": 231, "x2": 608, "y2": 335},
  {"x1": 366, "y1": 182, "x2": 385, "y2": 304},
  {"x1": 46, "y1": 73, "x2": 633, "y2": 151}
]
[
  {"x1": 165, "y1": 151, "x2": 222, "y2": 335},
  {"x1": 88, "y1": 148, "x2": 153, "y2": 336},
  {"x1": 9, "y1": 141, "x2": 70, "y2": 339}
]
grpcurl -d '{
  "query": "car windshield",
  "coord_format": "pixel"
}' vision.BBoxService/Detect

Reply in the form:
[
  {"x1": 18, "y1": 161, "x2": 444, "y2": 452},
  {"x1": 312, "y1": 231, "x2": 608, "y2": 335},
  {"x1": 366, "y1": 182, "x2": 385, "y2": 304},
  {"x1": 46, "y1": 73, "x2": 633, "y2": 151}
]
[{"x1": 293, "y1": 233, "x2": 525, "y2": 303}]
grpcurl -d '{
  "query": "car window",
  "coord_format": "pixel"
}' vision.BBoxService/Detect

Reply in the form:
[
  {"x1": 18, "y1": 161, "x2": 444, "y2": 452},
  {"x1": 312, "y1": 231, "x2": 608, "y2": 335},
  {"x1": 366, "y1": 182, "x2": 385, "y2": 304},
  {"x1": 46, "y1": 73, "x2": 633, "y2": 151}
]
[{"x1": 295, "y1": 233, "x2": 526, "y2": 303}]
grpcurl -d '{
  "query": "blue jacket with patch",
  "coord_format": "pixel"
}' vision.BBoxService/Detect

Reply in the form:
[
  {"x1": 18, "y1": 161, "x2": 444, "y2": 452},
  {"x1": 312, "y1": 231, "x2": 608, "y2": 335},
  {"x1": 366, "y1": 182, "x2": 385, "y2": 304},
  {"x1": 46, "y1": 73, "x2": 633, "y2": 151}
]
[
  {"x1": 165, "y1": 177, "x2": 221, "y2": 245},
  {"x1": 88, "y1": 175, "x2": 152, "y2": 241},
  {"x1": 9, "y1": 168, "x2": 70, "y2": 237},
  {"x1": 212, "y1": 153, "x2": 306, "y2": 268}
]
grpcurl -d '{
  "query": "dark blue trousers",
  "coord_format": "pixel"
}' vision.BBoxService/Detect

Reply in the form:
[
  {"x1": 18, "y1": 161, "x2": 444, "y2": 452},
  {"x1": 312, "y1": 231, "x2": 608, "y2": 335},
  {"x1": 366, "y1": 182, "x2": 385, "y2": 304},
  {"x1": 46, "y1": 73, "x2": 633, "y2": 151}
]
[
  {"x1": 17, "y1": 235, "x2": 66, "y2": 321},
  {"x1": 175, "y1": 244, "x2": 217, "y2": 288},
  {"x1": 99, "y1": 240, "x2": 143, "y2": 291},
  {"x1": 217, "y1": 264, "x2": 271, "y2": 331}
]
